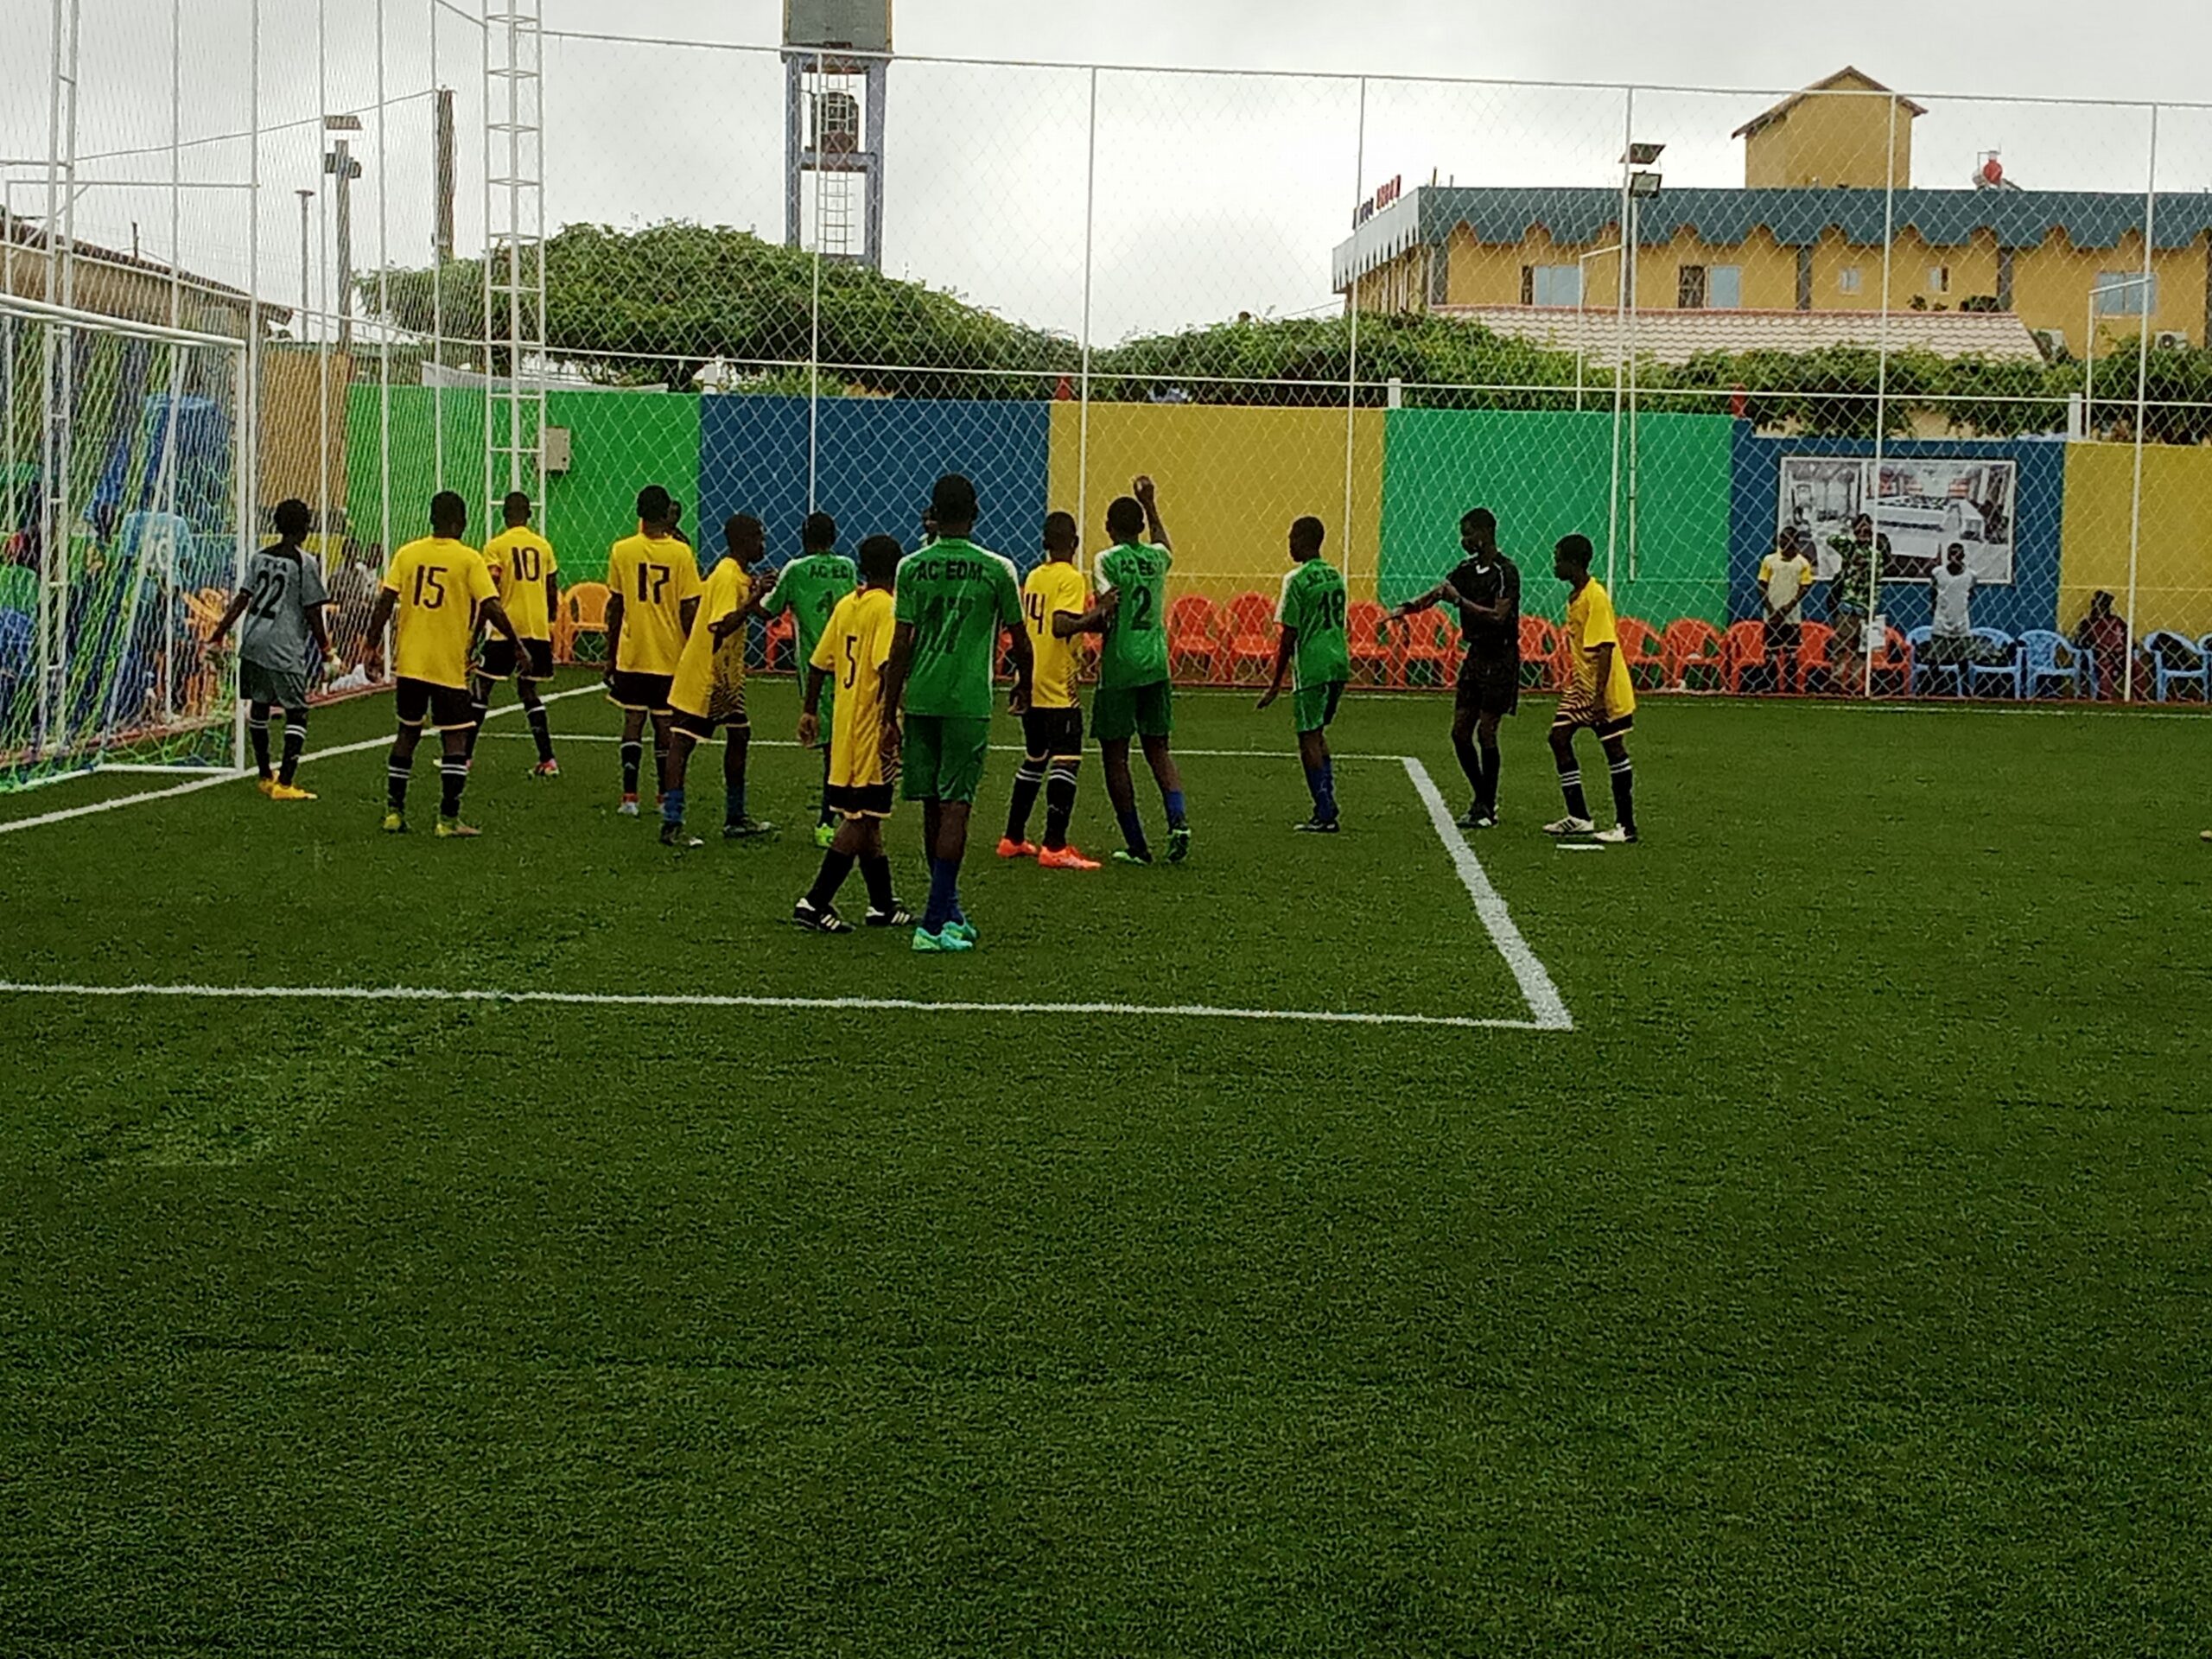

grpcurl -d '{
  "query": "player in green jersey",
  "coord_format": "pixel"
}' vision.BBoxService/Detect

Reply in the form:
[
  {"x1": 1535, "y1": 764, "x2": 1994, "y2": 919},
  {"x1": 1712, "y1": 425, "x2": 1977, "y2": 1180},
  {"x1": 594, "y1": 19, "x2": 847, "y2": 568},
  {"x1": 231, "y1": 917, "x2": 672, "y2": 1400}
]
[
  {"x1": 1256, "y1": 514, "x2": 1351, "y2": 832},
  {"x1": 879, "y1": 474, "x2": 1033, "y2": 953},
  {"x1": 1092, "y1": 475, "x2": 1189, "y2": 865},
  {"x1": 763, "y1": 511, "x2": 859, "y2": 848}
]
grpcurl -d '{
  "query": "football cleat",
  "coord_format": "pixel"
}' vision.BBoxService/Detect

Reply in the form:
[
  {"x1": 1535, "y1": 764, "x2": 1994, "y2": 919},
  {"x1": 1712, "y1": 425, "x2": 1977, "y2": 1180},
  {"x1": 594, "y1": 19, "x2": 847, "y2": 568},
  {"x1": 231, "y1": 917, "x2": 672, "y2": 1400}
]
[
  {"x1": 1594, "y1": 823, "x2": 1639, "y2": 845},
  {"x1": 1542, "y1": 816, "x2": 1596, "y2": 837},
  {"x1": 529, "y1": 759, "x2": 560, "y2": 779},
  {"x1": 722, "y1": 817, "x2": 777, "y2": 840},
  {"x1": 1166, "y1": 825, "x2": 1192, "y2": 863},
  {"x1": 255, "y1": 776, "x2": 276, "y2": 797},
  {"x1": 1454, "y1": 802, "x2": 1483, "y2": 830},
  {"x1": 434, "y1": 817, "x2": 481, "y2": 839},
  {"x1": 616, "y1": 795, "x2": 640, "y2": 817},
  {"x1": 792, "y1": 898, "x2": 854, "y2": 934},
  {"x1": 380, "y1": 810, "x2": 408, "y2": 835},
  {"x1": 865, "y1": 904, "x2": 915, "y2": 928},
  {"x1": 996, "y1": 836, "x2": 1039, "y2": 860},
  {"x1": 1038, "y1": 844, "x2": 1101, "y2": 871},
  {"x1": 659, "y1": 823, "x2": 704, "y2": 849},
  {"x1": 944, "y1": 918, "x2": 978, "y2": 944},
  {"x1": 813, "y1": 821, "x2": 837, "y2": 849},
  {"x1": 268, "y1": 782, "x2": 316, "y2": 802},
  {"x1": 911, "y1": 927, "x2": 975, "y2": 954},
  {"x1": 1111, "y1": 847, "x2": 1154, "y2": 867},
  {"x1": 1294, "y1": 817, "x2": 1341, "y2": 834}
]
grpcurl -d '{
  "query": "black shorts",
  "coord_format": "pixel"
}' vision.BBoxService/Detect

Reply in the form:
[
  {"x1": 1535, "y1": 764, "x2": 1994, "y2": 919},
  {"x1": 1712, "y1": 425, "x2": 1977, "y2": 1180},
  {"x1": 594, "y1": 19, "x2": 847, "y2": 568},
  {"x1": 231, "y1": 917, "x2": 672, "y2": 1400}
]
[
  {"x1": 1020, "y1": 704, "x2": 1084, "y2": 760},
  {"x1": 1455, "y1": 651, "x2": 1521, "y2": 717},
  {"x1": 1551, "y1": 706, "x2": 1635, "y2": 741},
  {"x1": 607, "y1": 671, "x2": 675, "y2": 714},
  {"x1": 396, "y1": 677, "x2": 476, "y2": 731},
  {"x1": 671, "y1": 690, "x2": 750, "y2": 741},
  {"x1": 480, "y1": 637, "x2": 554, "y2": 681},
  {"x1": 824, "y1": 781, "x2": 895, "y2": 820}
]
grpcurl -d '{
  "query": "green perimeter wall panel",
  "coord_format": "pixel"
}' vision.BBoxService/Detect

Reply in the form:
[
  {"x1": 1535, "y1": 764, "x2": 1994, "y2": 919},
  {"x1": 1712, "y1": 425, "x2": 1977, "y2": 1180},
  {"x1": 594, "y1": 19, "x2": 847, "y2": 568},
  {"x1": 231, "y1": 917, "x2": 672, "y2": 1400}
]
[
  {"x1": 343, "y1": 386, "x2": 486, "y2": 558},
  {"x1": 544, "y1": 391, "x2": 700, "y2": 583},
  {"x1": 1378, "y1": 409, "x2": 1734, "y2": 626}
]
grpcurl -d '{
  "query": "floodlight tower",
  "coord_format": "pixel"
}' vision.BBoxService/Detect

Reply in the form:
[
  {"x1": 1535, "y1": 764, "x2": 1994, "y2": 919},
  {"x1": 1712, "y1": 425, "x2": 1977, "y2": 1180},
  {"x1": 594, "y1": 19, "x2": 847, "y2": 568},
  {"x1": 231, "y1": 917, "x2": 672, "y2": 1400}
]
[{"x1": 783, "y1": 0, "x2": 889, "y2": 270}]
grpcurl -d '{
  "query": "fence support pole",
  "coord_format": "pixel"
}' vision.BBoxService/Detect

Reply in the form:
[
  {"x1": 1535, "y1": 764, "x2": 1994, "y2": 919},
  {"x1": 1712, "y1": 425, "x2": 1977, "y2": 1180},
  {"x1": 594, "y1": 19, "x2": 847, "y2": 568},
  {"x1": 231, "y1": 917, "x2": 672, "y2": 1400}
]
[
  {"x1": 2123, "y1": 104, "x2": 2158, "y2": 704},
  {"x1": 1077, "y1": 65, "x2": 1096, "y2": 559},
  {"x1": 1864, "y1": 93, "x2": 1898, "y2": 700},
  {"x1": 1605, "y1": 86, "x2": 1632, "y2": 587},
  {"x1": 1343, "y1": 77, "x2": 1367, "y2": 588}
]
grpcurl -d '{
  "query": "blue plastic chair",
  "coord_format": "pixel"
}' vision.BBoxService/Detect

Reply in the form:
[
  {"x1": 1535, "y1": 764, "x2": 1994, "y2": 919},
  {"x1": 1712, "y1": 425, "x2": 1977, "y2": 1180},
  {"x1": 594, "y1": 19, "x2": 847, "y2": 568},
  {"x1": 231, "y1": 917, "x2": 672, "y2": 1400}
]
[
  {"x1": 2144, "y1": 630, "x2": 2211, "y2": 702},
  {"x1": 2019, "y1": 629, "x2": 2093, "y2": 699},
  {"x1": 1907, "y1": 626, "x2": 1968, "y2": 697},
  {"x1": 1965, "y1": 628, "x2": 2024, "y2": 699}
]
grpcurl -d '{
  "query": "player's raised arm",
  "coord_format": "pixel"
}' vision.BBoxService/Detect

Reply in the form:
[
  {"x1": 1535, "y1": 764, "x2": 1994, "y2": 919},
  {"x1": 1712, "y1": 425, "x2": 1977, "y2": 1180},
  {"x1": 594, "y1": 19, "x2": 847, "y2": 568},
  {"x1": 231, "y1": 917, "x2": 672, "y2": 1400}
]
[{"x1": 1133, "y1": 475, "x2": 1171, "y2": 551}]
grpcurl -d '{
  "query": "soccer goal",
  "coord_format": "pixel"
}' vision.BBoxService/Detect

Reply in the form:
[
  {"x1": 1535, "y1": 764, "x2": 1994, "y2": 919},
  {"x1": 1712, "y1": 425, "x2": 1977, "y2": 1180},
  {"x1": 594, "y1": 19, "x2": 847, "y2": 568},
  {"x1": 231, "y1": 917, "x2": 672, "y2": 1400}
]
[{"x1": 1, "y1": 293, "x2": 249, "y2": 790}]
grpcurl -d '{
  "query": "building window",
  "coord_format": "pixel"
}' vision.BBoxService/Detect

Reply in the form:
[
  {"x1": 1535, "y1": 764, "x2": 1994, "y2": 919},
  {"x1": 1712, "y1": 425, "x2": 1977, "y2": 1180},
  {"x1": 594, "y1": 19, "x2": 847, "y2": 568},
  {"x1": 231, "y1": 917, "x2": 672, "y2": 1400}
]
[
  {"x1": 1519, "y1": 264, "x2": 1580, "y2": 307},
  {"x1": 1929, "y1": 265, "x2": 1950, "y2": 295},
  {"x1": 1707, "y1": 265, "x2": 1743, "y2": 309},
  {"x1": 1677, "y1": 264, "x2": 1708, "y2": 308},
  {"x1": 1838, "y1": 266, "x2": 1864, "y2": 296},
  {"x1": 2094, "y1": 271, "x2": 2157, "y2": 316}
]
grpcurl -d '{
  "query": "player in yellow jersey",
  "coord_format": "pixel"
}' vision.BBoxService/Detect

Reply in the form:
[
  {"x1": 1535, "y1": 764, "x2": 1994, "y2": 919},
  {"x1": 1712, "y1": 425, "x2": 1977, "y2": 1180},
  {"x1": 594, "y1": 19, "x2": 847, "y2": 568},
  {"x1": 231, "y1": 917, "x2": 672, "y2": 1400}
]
[
  {"x1": 1545, "y1": 533, "x2": 1639, "y2": 845},
  {"x1": 996, "y1": 510, "x2": 1103, "y2": 870},
  {"x1": 791, "y1": 534, "x2": 913, "y2": 932},
  {"x1": 660, "y1": 512, "x2": 778, "y2": 848},
  {"x1": 603, "y1": 484, "x2": 702, "y2": 817},
  {"x1": 364, "y1": 491, "x2": 524, "y2": 838},
  {"x1": 473, "y1": 490, "x2": 562, "y2": 777}
]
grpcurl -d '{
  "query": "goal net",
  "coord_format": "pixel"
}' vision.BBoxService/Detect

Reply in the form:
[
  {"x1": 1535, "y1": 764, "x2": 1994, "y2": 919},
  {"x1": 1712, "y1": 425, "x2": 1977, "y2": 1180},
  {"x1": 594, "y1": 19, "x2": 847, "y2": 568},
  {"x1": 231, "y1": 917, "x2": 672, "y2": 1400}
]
[{"x1": 1, "y1": 294, "x2": 247, "y2": 790}]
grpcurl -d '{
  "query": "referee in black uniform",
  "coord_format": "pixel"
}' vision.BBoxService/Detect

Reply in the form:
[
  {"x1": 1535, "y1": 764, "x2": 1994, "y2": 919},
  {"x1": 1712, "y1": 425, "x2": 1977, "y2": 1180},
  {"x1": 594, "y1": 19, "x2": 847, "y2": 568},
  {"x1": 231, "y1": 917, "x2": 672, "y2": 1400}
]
[{"x1": 1391, "y1": 507, "x2": 1521, "y2": 830}]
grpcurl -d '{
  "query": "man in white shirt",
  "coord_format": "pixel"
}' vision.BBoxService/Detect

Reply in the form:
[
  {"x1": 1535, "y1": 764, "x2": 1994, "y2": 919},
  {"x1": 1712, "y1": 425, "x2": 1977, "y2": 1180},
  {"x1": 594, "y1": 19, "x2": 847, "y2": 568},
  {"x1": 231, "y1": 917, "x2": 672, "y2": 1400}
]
[
  {"x1": 1758, "y1": 525, "x2": 1815, "y2": 693},
  {"x1": 1923, "y1": 542, "x2": 1983, "y2": 691}
]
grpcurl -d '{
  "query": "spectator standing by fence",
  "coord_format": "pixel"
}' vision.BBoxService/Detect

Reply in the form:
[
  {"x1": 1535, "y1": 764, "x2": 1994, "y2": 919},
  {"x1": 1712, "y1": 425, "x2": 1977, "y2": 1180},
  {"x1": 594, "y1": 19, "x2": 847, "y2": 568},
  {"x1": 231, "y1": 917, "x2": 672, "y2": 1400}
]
[{"x1": 1758, "y1": 526, "x2": 1815, "y2": 693}]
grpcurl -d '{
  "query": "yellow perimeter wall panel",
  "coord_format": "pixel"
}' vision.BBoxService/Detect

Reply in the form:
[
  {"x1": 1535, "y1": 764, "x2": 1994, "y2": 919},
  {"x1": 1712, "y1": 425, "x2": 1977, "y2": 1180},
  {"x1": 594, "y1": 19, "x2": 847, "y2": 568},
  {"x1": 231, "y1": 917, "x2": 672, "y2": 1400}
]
[
  {"x1": 1048, "y1": 404, "x2": 1386, "y2": 605},
  {"x1": 2060, "y1": 442, "x2": 2212, "y2": 637}
]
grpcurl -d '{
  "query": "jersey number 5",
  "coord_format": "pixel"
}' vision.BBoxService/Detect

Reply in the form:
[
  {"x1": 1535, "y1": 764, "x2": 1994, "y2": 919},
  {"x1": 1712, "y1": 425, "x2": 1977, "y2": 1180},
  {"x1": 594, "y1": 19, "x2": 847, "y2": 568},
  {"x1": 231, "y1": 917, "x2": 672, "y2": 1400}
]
[
  {"x1": 842, "y1": 634, "x2": 860, "y2": 690},
  {"x1": 412, "y1": 565, "x2": 447, "y2": 609}
]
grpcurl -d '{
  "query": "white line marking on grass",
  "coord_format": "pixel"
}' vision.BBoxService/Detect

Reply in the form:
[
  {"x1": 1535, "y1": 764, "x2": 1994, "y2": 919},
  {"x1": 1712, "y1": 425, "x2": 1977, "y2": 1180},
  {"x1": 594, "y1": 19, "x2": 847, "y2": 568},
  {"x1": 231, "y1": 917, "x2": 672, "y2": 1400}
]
[
  {"x1": 1402, "y1": 756, "x2": 1574, "y2": 1032},
  {"x1": 0, "y1": 687, "x2": 599, "y2": 838},
  {"x1": 483, "y1": 732, "x2": 1409, "y2": 761},
  {"x1": 0, "y1": 980, "x2": 1550, "y2": 1033}
]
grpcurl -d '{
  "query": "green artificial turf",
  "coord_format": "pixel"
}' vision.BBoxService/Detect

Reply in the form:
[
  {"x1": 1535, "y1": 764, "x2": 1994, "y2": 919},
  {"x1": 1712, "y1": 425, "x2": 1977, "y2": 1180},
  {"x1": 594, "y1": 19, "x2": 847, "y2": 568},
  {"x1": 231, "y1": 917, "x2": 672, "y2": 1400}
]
[{"x1": 3, "y1": 683, "x2": 2210, "y2": 1656}]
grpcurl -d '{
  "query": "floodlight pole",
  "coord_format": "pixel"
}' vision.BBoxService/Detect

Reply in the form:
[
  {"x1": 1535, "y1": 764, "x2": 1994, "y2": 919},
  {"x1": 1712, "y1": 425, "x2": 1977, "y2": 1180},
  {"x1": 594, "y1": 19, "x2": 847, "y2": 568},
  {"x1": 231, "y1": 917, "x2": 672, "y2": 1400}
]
[{"x1": 1574, "y1": 243, "x2": 1620, "y2": 413}]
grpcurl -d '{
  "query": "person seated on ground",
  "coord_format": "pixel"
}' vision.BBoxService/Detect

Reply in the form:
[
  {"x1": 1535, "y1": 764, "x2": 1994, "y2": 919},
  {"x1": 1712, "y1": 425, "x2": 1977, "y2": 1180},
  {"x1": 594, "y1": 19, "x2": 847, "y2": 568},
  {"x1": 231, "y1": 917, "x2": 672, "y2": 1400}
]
[{"x1": 2073, "y1": 590, "x2": 2132, "y2": 702}]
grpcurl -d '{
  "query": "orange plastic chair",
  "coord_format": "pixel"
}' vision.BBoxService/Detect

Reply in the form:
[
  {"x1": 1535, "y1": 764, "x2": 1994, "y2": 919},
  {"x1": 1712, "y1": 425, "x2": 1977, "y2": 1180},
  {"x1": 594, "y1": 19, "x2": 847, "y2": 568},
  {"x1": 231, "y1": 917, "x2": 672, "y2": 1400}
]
[
  {"x1": 1662, "y1": 618, "x2": 1723, "y2": 690},
  {"x1": 1519, "y1": 614, "x2": 1564, "y2": 691},
  {"x1": 762, "y1": 611, "x2": 796, "y2": 673},
  {"x1": 1167, "y1": 593, "x2": 1222, "y2": 683},
  {"x1": 1617, "y1": 616, "x2": 1668, "y2": 690},
  {"x1": 557, "y1": 580, "x2": 610, "y2": 664},
  {"x1": 1796, "y1": 621, "x2": 1834, "y2": 693},
  {"x1": 1395, "y1": 607, "x2": 1454, "y2": 688},
  {"x1": 1347, "y1": 600, "x2": 1393, "y2": 686},
  {"x1": 1866, "y1": 624, "x2": 1910, "y2": 696},
  {"x1": 1225, "y1": 590, "x2": 1278, "y2": 683},
  {"x1": 1720, "y1": 620, "x2": 1767, "y2": 694}
]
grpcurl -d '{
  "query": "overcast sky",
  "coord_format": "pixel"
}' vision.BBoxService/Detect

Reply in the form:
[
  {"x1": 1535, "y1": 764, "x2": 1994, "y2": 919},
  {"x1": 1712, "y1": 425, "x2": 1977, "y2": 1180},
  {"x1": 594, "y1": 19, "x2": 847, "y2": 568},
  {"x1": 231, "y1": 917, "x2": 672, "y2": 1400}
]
[{"x1": 9, "y1": 1, "x2": 2212, "y2": 353}]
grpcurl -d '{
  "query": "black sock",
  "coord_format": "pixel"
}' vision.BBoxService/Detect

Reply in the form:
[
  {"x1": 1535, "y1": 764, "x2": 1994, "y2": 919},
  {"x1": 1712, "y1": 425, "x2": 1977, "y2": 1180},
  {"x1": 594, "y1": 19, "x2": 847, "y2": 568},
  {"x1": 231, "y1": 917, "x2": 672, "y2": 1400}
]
[
  {"x1": 387, "y1": 747, "x2": 412, "y2": 813},
  {"x1": 1043, "y1": 760, "x2": 1078, "y2": 850},
  {"x1": 1556, "y1": 761, "x2": 1590, "y2": 822},
  {"x1": 1005, "y1": 760, "x2": 1045, "y2": 843},
  {"x1": 525, "y1": 702, "x2": 553, "y2": 763},
  {"x1": 620, "y1": 741, "x2": 642, "y2": 796},
  {"x1": 861, "y1": 853, "x2": 895, "y2": 912},
  {"x1": 806, "y1": 849, "x2": 855, "y2": 910},
  {"x1": 1478, "y1": 741, "x2": 1501, "y2": 814},
  {"x1": 248, "y1": 704, "x2": 271, "y2": 778},
  {"x1": 652, "y1": 745, "x2": 669, "y2": 798},
  {"x1": 1452, "y1": 728, "x2": 1480, "y2": 800},
  {"x1": 279, "y1": 709, "x2": 308, "y2": 785},
  {"x1": 1610, "y1": 756, "x2": 1636, "y2": 834},
  {"x1": 440, "y1": 757, "x2": 467, "y2": 820}
]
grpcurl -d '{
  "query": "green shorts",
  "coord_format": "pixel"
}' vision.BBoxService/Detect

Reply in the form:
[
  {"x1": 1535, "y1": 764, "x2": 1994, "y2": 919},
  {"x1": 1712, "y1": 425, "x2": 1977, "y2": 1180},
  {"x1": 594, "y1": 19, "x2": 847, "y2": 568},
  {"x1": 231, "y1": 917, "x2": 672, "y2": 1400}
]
[
  {"x1": 1291, "y1": 679, "x2": 1346, "y2": 734},
  {"x1": 1093, "y1": 679, "x2": 1173, "y2": 743},
  {"x1": 901, "y1": 714, "x2": 992, "y2": 805}
]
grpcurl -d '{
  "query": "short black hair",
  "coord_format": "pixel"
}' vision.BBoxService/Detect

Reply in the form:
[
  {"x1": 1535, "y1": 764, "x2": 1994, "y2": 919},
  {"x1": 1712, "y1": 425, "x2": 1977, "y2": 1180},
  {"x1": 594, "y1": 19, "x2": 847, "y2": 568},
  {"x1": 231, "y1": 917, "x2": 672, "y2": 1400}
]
[
  {"x1": 857, "y1": 533, "x2": 902, "y2": 588},
  {"x1": 1291, "y1": 515, "x2": 1326, "y2": 554},
  {"x1": 1042, "y1": 510, "x2": 1078, "y2": 551},
  {"x1": 1104, "y1": 496, "x2": 1145, "y2": 541},
  {"x1": 429, "y1": 490, "x2": 467, "y2": 537},
  {"x1": 272, "y1": 499, "x2": 312, "y2": 539},
  {"x1": 931, "y1": 474, "x2": 978, "y2": 526},
  {"x1": 725, "y1": 512, "x2": 764, "y2": 549},
  {"x1": 503, "y1": 490, "x2": 531, "y2": 526},
  {"x1": 802, "y1": 511, "x2": 837, "y2": 551},
  {"x1": 1554, "y1": 532, "x2": 1594, "y2": 569},
  {"x1": 1461, "y1": 506, "x2": 1496, "y2": 538},
  {"x1": 636, "y1": 484, "x2": 672, "y2": 524}
]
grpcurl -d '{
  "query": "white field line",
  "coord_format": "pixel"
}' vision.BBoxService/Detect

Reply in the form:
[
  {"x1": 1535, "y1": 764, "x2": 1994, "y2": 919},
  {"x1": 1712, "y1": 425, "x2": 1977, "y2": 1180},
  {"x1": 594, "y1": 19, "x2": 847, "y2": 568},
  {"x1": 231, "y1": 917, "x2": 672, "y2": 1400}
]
[
  {"x1": 0, "y1": 687, "x2": 601, "y2": 838},
  {"x1": 480, "y1": 731, "x2": 1409, "y2": 761},
  {"x1": 0, "y1": 980, "x2": 1550, "y2": 1033},
  {"x1": 1402, "y1": 756, "x2": 1574, "y2": 1032}
]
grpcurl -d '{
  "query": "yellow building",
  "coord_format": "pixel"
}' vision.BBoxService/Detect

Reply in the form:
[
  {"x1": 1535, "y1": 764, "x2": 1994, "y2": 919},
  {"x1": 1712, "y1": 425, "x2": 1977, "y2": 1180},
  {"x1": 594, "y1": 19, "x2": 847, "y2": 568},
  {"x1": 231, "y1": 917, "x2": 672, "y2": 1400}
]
[{"x1": 1333, "y1": 67, "x2": 2212, "y2": 359}]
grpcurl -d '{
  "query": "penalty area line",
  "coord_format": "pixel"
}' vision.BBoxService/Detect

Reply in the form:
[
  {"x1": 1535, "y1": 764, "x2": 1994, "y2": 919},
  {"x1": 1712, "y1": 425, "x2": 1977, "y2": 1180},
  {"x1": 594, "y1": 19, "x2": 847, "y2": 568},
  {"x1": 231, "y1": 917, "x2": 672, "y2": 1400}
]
[{"x1": 0, "y1": 979, "x2": 1553, "y2": 1033}]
